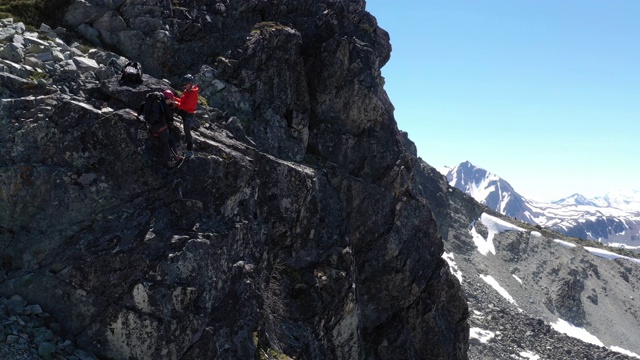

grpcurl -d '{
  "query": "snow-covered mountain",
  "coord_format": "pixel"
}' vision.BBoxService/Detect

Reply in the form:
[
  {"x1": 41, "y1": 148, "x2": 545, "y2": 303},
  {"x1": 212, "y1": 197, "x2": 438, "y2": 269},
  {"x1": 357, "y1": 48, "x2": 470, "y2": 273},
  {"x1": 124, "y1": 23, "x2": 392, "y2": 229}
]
[
  {"x1": 552, "y1": 193, "x2": 600, "y2": 207},
  {"x1": 554, "y1": 190, "x2": 640, "y2": 211},
  {"x1": 592, "y1": 189, "x2": 640, "y2": 211},
  {"x1": 444, "y1": 161, "x2": 533, "y2": 223},
  {"x1": 442, "y1": 161, "x2": 640, "y2": 247},
  {"x1": 423, "y1": 162, "x2": 640, "y2": 359}
]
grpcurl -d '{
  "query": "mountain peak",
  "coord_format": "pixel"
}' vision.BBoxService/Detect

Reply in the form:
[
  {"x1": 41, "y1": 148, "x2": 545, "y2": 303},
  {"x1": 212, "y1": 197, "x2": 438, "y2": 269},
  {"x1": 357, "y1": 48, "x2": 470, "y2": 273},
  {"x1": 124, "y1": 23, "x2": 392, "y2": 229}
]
[
  {"x1": 459, "y1": 160, "x2": 477, "y2": 170},
  {"x1": 445, "y1": 161, "x2": 531, "y2": 221},
  {"x1": 552, "y1": 193, "x2": 599, "y2": 207}
]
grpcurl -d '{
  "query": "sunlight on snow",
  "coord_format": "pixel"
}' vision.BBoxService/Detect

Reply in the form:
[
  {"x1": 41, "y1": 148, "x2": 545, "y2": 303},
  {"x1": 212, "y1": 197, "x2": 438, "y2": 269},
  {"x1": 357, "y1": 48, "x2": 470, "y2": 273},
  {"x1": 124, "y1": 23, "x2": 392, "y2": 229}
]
[
  {"x1": 547, "y1": 318, "x2": 640, "y2": 357},
  {"x1": 554, "y1": 240, "x2": 640, "y2": 264},
  {"x1": 469, "y1": 327, "x2": 495, "y2": 343},
  {"x1": 498, "y1": 193, "x2": 511, "y2": 214},
  {"x1": 550, "y1": 318, "x2": 604, "y2": 347},
  {"x1": 479, "y1": 274, "x2": 521, "y2": 312},
  {"x1": 469, "y1": 213, "x2": 525, "y2": 255},
  {"x1": 610, "y1": 346, "x2": 640, "y2": 359},
  {"x1": 609, "y1": 243, "x2": 640, "y2": 251},
  {"x1": 584, "y1": 246, "x2": 640, "y2": 264},
  {"x1": 552, "y1": 319, "x2": 640, "y2": 359},
  {"x1": 470, "y1": 225, "x2": 495, "y2": 255},
  {"x1": 467, "y1": 174, "x2": 498, "y2": 205},
  {"x1": 518, "y1": 351, "x2": 541, "y2": 360},
  {"x1": 553, "y1": 239, "x2": 577, "y2": 248},
  {"x1": 442, "y1": 252, "x2": 463, "y2": 283}
]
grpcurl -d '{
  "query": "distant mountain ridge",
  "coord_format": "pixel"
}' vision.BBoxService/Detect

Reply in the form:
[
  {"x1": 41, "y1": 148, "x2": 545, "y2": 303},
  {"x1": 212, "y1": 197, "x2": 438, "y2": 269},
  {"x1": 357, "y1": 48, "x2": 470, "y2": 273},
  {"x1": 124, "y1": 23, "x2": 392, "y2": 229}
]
[
  {"x1": 442, "y1": 161, "x2": 640, "y2": 246},
  {"x1": 591, "y1": 190, "x2": 640, "y2": 211},
  {"x1": 552, "y1": 193, "x2": 600, "y2": 207},
  {"x1": 553, "y1": 191, "x2": 640, "y2": 212}
]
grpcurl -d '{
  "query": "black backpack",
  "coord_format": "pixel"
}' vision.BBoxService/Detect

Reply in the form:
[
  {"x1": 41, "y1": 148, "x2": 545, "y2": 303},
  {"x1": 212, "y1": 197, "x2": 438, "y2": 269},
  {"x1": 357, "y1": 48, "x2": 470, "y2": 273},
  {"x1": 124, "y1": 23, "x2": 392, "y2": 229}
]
[
  {"x1": 121, "y1": 61, "x2": 143, "y2": 84},
  {"x1": 142, "y1": 92, "x2": 166, "y2": 125}
]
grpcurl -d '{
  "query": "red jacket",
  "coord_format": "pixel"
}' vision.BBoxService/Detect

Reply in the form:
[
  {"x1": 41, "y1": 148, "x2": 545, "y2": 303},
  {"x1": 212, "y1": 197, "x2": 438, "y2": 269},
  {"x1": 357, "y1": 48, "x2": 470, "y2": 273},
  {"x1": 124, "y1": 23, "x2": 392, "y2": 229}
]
[{"x1": 175, "y1": 85, "x2": 199, "y2": 114}]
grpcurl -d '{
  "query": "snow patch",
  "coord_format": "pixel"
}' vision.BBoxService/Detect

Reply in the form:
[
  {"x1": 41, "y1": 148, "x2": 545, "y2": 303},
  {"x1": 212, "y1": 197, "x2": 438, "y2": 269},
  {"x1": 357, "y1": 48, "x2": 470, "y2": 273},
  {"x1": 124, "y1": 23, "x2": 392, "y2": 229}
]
[
  {"x1": 470, "y1": 224, "x2": 495, "y2": 255},
  {"x1": 481, "y1": 212, "x2": 526, "y2": 233},
  {"x1": 553, "y1": 239, "x2": 577, "y2": 248},
  {"x1": 512, "y1": 275, "x2": 523, "y2": 284},
  {"x1": 471, "y1": 181, "x2": 496, "y2": 204},
  {"x1": 608, "y1": 243, "x2": 640, "y2": 250},
  {"x1": 584, "y1": 246, "x2": 640, "y2": 264},
  {"x1": 550, "y1": 318, "x2": 604, "y2": 347},
  {"x1": 437, "y1": 165, "x2": 452, "y2": 176},
  {"x1": 470, "y1": 213, "x2": 525, "y2": 255},
  {"x1": 517, "y1": 351, "x2": 541, "y2": 360},
  {"x1": 469, "y1": 327, "x2": 495, "y2": 343},
  {"x1": 480, "y1": 274, "x2": 519, "y2": 309},
  {"x1": 499, "y1": 192, "x2": 511, "y2": 213},
  {"x1": 442, "y1": 252, "x2": 463, "y2": 283},
  {"x1": 530, "y1": 231, "x2": 542, "y2": 237},
  {"x1": 610, "y1": 346, "x2": 640, "y2": 359},
  {"x1": 553, "y1": 241, "x2": 640, "y2": 264}
]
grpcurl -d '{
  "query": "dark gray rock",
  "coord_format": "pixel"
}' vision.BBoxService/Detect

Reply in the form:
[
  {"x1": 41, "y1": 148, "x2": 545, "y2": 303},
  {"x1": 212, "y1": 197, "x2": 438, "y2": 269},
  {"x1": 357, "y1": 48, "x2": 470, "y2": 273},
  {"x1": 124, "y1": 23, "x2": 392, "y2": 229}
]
[
  {"x1": 1, "y1": 4, "x2": 468, "y2": 360},
  {"x1": 0, "y1": 42, "x2": 24, "y2": 63},
  {"x1": 0, "y1": 295, "x2": 98, "y2": 360}
]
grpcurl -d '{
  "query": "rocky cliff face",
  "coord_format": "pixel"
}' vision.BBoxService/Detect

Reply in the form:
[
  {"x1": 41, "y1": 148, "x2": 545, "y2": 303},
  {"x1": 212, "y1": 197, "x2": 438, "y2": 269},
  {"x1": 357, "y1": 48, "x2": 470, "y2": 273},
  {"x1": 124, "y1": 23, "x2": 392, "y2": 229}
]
[{"x1": 0, "y1": 1, "x2": 468, "y2": 359}]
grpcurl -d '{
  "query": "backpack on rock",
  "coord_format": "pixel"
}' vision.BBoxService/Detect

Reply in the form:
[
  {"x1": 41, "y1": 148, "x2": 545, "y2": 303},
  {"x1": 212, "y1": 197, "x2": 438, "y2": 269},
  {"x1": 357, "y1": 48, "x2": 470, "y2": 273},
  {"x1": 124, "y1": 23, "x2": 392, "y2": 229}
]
[
  {"x1": 142, "y1": 92, "x2": 167, "y2": 126},
  {"x1": 136, "y1": 91, "x2": 177, "y2": 168},
  {"x1": 121, "y1": 61, "x2": 143, "y2": 84}
]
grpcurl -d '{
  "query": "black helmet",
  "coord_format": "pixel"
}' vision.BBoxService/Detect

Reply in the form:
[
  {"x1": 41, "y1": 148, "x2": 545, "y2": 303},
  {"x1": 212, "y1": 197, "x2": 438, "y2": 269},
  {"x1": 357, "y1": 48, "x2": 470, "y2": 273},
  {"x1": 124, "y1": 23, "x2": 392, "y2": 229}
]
[{"x1": 181, "y1": 74, "x2": 194, "y2": 84}]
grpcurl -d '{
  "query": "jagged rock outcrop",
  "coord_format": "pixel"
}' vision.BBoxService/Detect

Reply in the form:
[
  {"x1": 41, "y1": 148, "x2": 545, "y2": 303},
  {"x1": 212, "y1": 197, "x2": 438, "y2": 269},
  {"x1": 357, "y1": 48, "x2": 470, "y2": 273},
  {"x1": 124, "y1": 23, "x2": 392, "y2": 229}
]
[
  {"x1": 0, "y1": 295, "x2": 99, "y2": 359},
  {"x1": 1, "y1": 2, "x2": 468, "y2": 359}
]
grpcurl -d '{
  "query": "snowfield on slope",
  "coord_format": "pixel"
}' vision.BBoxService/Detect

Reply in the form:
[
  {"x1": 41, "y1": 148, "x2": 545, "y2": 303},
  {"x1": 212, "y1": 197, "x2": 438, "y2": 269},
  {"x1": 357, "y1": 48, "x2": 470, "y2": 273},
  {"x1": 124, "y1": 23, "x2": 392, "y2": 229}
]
[
  {"x1": 551, "y1": 319, "x2": 640, "y2": 359},
  {"x1": 553, "y1": 239, "x2": 640, "y2": 264},
  {"x1": 470, "y1": 213, "x2": 526, "y2": 255}
]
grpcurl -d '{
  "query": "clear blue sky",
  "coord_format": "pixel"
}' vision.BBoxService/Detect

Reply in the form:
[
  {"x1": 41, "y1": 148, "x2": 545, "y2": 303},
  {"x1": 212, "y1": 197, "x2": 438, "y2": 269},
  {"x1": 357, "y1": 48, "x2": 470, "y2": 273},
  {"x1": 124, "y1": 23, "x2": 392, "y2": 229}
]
[{"x1": 366, "y1": 0, "x2": 640, "y2": 202}]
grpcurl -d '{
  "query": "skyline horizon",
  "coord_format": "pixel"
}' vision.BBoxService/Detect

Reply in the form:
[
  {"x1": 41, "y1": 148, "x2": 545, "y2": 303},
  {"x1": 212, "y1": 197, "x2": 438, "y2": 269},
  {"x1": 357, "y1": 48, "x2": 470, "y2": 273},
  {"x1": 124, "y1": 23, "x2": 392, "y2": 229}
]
[{"x1": 366, "y1": 1, "x2": 640, "y2": 202}]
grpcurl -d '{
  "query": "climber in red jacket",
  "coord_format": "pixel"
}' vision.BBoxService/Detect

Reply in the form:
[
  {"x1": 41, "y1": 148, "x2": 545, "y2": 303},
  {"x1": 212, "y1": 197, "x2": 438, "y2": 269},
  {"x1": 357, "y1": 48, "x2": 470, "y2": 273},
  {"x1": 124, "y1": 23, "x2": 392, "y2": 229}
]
[{"x1": 174, "y1": 74, "x2": 200, "y2": 155}]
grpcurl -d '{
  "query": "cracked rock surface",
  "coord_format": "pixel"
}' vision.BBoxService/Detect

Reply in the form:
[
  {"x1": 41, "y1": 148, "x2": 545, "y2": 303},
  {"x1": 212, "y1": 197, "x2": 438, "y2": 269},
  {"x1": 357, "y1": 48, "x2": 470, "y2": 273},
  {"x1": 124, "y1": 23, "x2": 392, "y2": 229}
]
[{"x1": 1, "y1": 2, "x2": 467, "y2": 358}]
